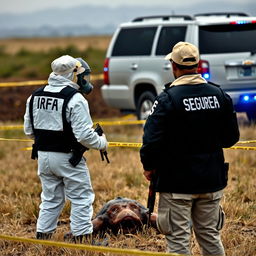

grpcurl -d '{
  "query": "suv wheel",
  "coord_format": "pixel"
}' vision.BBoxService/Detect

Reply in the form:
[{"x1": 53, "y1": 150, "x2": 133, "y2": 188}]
[
  {"x1": 136, "y1": 91, "x2": 156, "y2": 120},
  {"x1": 246, "y1": 110, "x2": 256, "y2": 123}
]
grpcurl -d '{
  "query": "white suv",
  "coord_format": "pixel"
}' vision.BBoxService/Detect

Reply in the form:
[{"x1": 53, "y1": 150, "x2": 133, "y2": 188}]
[{"x1": 101, "y1": 13, "x2": 256, "y2": 121}]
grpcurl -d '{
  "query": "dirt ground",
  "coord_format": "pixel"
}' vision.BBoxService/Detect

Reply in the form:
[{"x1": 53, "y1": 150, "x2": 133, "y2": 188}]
[
  {"x1": 0, "y1": 78, "x2": 251, "y2": 123},
  {"x1": 0, "y1": 79, "x2": 120, "y2": 122}
]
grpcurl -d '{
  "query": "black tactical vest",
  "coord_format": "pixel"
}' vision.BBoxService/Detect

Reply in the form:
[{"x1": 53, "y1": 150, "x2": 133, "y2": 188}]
[{"x1": 29, "y1": 86, "x2": 80, "y2": 154}]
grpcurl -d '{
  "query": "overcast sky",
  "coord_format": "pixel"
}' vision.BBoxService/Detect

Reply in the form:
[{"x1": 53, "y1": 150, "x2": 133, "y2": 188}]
[{"x1": 1, "y1": 0, "x2": 255, "y2": 14}]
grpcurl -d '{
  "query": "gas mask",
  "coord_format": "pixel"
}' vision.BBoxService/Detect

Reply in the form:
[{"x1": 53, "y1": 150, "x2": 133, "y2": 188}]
[{"x1": 75, "y1": 58, "x2": 94, "y2": 95}]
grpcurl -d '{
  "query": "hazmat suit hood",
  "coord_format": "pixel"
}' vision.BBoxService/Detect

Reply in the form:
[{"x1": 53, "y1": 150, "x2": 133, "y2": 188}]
[{"x1": 49, "y1": 55, "x2": 93, "y2": 94}]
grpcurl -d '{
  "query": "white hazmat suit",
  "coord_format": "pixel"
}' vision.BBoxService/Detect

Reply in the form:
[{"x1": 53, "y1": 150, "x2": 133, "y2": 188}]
[{"x1": 24, "y1": 55, "x2": 107, "y2": 237}]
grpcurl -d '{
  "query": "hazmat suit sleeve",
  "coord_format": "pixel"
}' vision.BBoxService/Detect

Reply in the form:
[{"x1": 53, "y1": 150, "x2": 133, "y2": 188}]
[
  {"x1": 67, "y1": 93, "x2": 107, "y2": 150},
  {"x1": 23, "y1": 95, "x2": 35, "y2": 139}
]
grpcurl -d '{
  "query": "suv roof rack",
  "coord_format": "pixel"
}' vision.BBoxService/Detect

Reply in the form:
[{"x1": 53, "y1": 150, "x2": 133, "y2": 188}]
[
  {"x1": 194, "y1": 12, "x2": 249, "y2": 18},
  {"x1": 132, "y1": 15, "x2": 193, "y2": 22}
]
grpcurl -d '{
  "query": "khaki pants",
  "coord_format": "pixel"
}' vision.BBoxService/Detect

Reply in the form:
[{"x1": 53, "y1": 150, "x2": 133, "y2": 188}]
[{"x1": 157, "y1": 191, "x2": 225, "y2": 256}]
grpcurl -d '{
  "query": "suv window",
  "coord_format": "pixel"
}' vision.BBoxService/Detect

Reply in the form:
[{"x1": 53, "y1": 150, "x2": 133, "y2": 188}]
[
  {"x1": 156, "y1": 26, "x2": 187, "y2": 55},
  {"x1": 199, "y1": 23, "x2": 256, "y2": 54},
  {"x1": 112, "y1": 27, "x2": 157, "y2": 56}
]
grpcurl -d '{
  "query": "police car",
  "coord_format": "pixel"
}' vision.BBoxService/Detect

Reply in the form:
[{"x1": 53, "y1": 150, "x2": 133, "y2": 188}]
[{"x1": 101, "y1": 12, "x2": 256, "y2": 122}]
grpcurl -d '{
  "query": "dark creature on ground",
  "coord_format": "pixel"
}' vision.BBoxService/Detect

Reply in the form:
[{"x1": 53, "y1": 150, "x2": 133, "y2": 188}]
[
  {"x1": 92, "y1": 197, "x2": 157, "y2": 235},
  {"x1": 64, "y1": 197, "x2": 158, "y2": 241}
]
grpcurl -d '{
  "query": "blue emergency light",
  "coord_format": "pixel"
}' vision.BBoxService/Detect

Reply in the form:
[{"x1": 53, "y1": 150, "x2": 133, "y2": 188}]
[
  {"x1": 243, "y1": 95, "x2": 250, "y2": 101},
  {"x1": 202, "y1": 73, "x2": 210, "y2": 80},
  {"x1": 241, "y1": 95, "x2": 256, "y2": 103},
  {"x1": 230, "y1": 20, "x2": 256, "y2": 25}
]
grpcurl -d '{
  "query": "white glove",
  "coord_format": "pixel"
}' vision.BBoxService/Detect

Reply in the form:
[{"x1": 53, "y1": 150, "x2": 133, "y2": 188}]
[{"x1": 101, "y1": 133, "x2": 108, "y2": 152}]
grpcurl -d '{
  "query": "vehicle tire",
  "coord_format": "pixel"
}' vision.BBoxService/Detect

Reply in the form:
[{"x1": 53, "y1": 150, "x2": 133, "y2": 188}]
[
  {"x1": 246, "y1": 110, "x2": 256, "y2": 124},
  {"x1": 136, "y1": 91, "x2": 156, "y2": 120}
]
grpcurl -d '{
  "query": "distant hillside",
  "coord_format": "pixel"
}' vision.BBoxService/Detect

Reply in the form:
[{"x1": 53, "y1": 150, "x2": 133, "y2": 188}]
[
  {"x1": 0, "y1": 4, "x2": 255, "y2": 38},
  {"x1": 0, "y1": 5, "x2": 170, "y2": 38},
  {"x1": 0, "y1": 24, "x2": 115, "y2": 38}
]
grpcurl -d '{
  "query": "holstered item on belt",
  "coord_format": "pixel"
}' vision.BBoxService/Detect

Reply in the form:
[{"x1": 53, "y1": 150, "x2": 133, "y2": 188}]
[
  {"x1": 69, "y1": 123, "x2": 110, "y2": 167},
  {"x1": 31, "y1": 143, "x2": 38, "y2": 160},
  {"x1": 69, "y1": 143, "x2": 89, "y2": 167}
]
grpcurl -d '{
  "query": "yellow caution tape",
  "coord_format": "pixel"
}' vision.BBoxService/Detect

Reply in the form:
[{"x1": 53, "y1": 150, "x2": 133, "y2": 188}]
[
  {"x1": 1, "y1": 138, "x2": 141, "y2": 147},
  {"x1": 0, "y1": 120, "x2": 145, "y2": 131},
  {"x1": 0, "y1": 137, "x2": 32, "y2": 142},
  {"x1": 0, "y1": 234, "x2": 186, "y2": 256},
  {"x1": 120, "y1": 114, "x2": 137, "y2": 120},
  {"x1": 98, "y1": 120, "x2": 145, "y2": 126},
  {"x1": 22, "y1": 147, "x2": 32, "y2": 151},
  {"x1": 20, "y1": 145, "x2": 256, "y2": 152},
  {"x1": 20, "y1": 142, "x2": 143, "y2": 151},
  {"x1": 0, "y1": 80, "x2": 47, "y2": 87},
  {"x1": 91, "y1": 74, "x2": 104, "y2": 80},
  {"x1": 0, "y1": 125, "x2": 24, "y2": 130},
  {"x1": 236, "y1": 140, "x2": 256, "y2": 144},
  {"x1": 108, "y1": 142, "x2": 142, "y2": 148},
  {"x1": 229, "y1": 146, "x2": 256, "y2": 151},
  {"x1": 1, "y1": 138, "x2": 256, "y2": 151},
  {"x1": 0, "y1": 74, "x2": 103, "y2": 88}
]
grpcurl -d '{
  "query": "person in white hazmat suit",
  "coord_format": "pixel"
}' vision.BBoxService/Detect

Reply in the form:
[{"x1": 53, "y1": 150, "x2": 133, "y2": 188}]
[{"x1": 24, "y1": 55, "x2": 107, "y2": 242}]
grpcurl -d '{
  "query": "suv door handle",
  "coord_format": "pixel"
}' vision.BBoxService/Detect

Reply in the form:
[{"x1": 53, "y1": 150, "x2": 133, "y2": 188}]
[
  {"x1": 131, "y1": 63, "x2": 138, "y2": 70},
  {"x1": 163, "y1": 63, "x2": 171, "y2": 70}
]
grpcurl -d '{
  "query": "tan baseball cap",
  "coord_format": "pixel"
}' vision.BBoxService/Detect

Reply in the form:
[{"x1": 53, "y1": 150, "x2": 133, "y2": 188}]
[{"x1": 164, "y1": 41, "x2": 199, "y2": 66}]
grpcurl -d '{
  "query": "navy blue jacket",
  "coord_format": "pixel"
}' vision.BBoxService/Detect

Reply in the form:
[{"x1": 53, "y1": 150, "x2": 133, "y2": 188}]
[{"x1": 140, "y1": 81, "x2": 240, "y2": 194}]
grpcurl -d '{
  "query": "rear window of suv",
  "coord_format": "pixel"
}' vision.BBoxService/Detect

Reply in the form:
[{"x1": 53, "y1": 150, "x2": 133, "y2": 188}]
[
  {"x1": 112, "y1": 27, "x2": 157, "y2": 56},
  {"x1": 156, "y1": 26, "x2": 187, "y2": 55},
  {"x1": 199, "y1": 23, "x2": 256, "y2": 54}
]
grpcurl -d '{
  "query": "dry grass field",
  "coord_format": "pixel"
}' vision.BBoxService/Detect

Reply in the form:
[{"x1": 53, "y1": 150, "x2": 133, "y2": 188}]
[
  {"x1": 0, "y1": 36, "x2": 111, "y2": 54},
  {"x1": 0, "y1": 36, "x2": 111, "y2": 79},
  {"x1": 0, "y1": 36, "x2": 255, "y2": 255},
  {"x1": 0, "y1": 119, "x2": 255, "y2": 256}
]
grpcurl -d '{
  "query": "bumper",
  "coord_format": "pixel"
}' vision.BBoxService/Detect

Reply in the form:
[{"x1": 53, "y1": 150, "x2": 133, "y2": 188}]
[{"x1": 101, "y1": 84, "x2": 135, "y2": 109}]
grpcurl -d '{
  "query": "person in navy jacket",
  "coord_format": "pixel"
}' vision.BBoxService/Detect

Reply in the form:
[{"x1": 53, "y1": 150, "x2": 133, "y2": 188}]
[{"x1": 140, "y1": 42, "x2": 239, "y2": 255}]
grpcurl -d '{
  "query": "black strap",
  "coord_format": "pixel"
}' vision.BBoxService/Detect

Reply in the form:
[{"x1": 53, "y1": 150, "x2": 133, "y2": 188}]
[
  {"x1": 29, "y1": 86, "x2": 45, "y2": 133},
  {"x1": 29, "y1": 86, "x2": 45, "y2": 159},
  {"x1": 59, "y1": 86, "x2": 79, "y2": 129}
]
